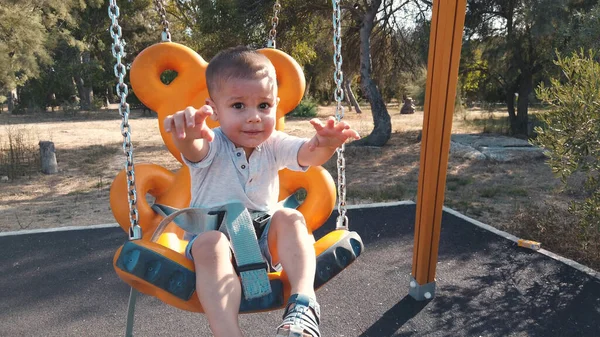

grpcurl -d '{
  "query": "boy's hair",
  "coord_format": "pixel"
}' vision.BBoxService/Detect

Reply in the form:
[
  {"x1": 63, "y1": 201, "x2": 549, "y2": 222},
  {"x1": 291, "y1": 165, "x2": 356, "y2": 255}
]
[{"x1": 206, "y1": 46, "x2": 277, "y2": 96}]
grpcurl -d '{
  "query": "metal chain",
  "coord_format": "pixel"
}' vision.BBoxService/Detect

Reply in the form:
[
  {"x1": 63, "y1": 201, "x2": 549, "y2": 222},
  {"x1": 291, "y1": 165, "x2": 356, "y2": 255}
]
[
  {"x1": 332, "y1": 0, "x2": 348, "y2": 229},
  {"x1": 108, "y1": 0, "x2": 141, "y2": 240},
  {"x1": 267, "y1": 1, "x2": 281, "y2": 48},
  {"x1": 154, "y1": 0, "x2": 171, "y2": 42}
]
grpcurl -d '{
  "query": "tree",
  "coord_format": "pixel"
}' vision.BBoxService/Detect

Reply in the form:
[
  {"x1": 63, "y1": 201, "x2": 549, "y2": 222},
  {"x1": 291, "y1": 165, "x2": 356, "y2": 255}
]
[
  {"x1": 0, "y1": 1, "x2": 53, "y2": 112},
  {"x1": 562, "y1": 2, "x2": 600, "y2": 55},
  {"x1": 0, "y1": 0, "x2": 101, "y2": 112},
  {"x1": 340, "y1": 0, "x2": 406, "y2": 146},
  {"x1": 464, "y1": 0, "x2": 597, "y2": 136},
  {"x1": 339, "y1": 0, "x2": 423, "y2": 146},
  {"x1": 534, "y1": 50, "x2": 600, "y2": 229},
  {"x1": 69, "y1": 0, "x2": 158, "y2": 109},
  {"x1": 170, "y1": 0, "x2": 273, "y2": 58},
  {"x1": 281, "y1": 0, "x2": 417, "y2": 146},
  {"x1": 4, "y1": 0, "x2": 160, "y2": 112}
]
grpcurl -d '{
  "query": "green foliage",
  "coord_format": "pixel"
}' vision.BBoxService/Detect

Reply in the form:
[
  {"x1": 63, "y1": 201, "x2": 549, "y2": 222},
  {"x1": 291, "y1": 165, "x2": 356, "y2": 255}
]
[
  {"x1": 534, "y1": 50, "x2": 600, "y2": 228},
  {"x1": 562, "y1": 2, "x2": 600, "y2": 54},
  {"x1": 460, "y1": 46, "x2": 489, "y2": 104},
  {"x1": 171, "y1": 0, "x2": 271, "y2": 56},
  {"x1": 289, "y1": 97, "x2": 318, "y2": 118},
  {"x1": 0, "y1": 2, "x2": 53, "y2": 91},
  {"x1": 160, "y1": 70, "x2": 178, "y2": 85},
  {"x1": 405, "y1": 66, "x2": 427, "y2": 106}
]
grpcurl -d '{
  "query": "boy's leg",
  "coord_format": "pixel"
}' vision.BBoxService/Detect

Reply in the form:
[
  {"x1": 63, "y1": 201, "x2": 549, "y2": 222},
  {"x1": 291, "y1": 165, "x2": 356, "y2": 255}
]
[
  {"x1": 191, "y1": 231, "x2": 244, "y2": 337},
  {"x1": 267, "y1": 208, "x2": 316, "y2": 300},
  {"x1": 267, "y1": 209, "x2": 321, "y2": 336}
]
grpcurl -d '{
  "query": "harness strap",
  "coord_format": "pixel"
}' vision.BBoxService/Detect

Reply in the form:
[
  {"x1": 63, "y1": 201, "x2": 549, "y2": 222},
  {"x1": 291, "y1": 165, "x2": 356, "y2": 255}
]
[
  {"x1": 151, "y1": 204, "x2": 221, "y2": 240},
  {"x1": 222, "y1": 203, "x2": 272, "y2": 299},
  {"x1": 151, "y1": 202, "x2": 272, "y2": 300}
]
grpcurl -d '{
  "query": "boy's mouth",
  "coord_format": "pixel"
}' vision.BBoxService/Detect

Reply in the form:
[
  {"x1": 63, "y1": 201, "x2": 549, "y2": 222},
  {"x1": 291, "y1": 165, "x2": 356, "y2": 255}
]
[{"x1": 243, "y1": 130, "x2": 263, "y2": 135}]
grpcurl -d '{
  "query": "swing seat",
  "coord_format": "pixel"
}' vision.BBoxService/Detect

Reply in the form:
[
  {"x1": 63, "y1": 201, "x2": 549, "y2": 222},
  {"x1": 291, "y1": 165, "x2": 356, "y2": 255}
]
[{"x1": 109, "y1": 42, "x2": 363, "y2": 313}]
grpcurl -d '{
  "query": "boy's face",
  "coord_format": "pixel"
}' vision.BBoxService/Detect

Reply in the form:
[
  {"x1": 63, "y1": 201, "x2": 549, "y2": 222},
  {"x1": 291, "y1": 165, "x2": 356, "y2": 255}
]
[{"x1": 208, "y1": 75, "x2": 279, "y2": 154}]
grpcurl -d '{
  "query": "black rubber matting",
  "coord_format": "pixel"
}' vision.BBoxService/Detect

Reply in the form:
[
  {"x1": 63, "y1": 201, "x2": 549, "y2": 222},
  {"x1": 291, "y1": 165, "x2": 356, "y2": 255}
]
[{"x1": 1, "y1": 204, "x2": 598, "y2": 336}]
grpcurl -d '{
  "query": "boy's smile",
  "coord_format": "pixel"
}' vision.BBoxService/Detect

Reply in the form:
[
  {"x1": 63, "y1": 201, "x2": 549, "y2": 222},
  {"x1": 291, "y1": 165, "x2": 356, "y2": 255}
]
[{"x1": 209, "y1": 76, "x2": 279, "y2": 157}]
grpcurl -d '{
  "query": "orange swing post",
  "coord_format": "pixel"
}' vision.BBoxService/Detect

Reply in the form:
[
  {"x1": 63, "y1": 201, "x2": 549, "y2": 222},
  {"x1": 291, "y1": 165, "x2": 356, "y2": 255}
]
[{"x1": 410, "y1": 0, "x2": 467, "y2": 301}]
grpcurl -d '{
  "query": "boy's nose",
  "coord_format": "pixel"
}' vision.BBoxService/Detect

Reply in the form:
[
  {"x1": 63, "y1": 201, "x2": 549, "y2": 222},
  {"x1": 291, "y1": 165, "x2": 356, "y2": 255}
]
[{"x1": 247, "y1": 110, "x2": 261, "y2": 123}]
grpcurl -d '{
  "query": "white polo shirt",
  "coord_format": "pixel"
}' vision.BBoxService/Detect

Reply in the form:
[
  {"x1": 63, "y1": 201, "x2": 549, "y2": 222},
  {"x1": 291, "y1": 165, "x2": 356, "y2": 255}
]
[{"x1": 183, "y1": 127, "x2": 308, "y2": 212}]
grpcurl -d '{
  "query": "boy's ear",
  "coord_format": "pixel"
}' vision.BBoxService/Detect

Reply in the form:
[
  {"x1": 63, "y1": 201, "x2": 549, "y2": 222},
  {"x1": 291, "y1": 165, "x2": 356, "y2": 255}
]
[{"x1": 206, "y1": 98, "x2": 218, "y2": 121}]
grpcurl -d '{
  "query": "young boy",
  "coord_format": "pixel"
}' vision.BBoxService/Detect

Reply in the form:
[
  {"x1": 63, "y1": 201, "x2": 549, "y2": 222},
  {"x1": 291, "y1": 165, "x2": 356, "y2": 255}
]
[{"x1": 163, "y1": 46, "x2": 360, "y2": 337}]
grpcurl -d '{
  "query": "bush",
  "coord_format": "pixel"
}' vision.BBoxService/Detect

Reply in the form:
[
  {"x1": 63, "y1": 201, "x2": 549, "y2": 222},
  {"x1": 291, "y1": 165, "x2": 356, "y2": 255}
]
[
  {"x1": 405, "y1": 66, "x2": 427, "y2": 106},
  {"x1": 510, "y1": 202, "x2": 600, "y2": 270},
  {"x1": 534, "y1": 49, "x2": 600, "y2": 229},
  {"x1": 0, "y1": 125, "x2": 40, "y2": 178},
  {"x1": 289, "y1": 97, "x2": 318, "y2": 118}
]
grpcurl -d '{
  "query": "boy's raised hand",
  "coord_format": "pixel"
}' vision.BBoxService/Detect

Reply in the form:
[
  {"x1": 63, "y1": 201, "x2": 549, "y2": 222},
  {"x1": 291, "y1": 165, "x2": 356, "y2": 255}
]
[
  {"x1": 163, "y1": 105, "x2": 215, "y2": 142},
  {"x1": 307, "y1": 116, "x2": 360, "y2": 151}
]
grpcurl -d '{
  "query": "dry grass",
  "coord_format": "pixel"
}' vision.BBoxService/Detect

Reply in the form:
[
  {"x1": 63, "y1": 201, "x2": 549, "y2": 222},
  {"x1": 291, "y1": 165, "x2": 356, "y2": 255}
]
[{"x1": 0, "y1": 104, "x2": 597, "y2": 270}]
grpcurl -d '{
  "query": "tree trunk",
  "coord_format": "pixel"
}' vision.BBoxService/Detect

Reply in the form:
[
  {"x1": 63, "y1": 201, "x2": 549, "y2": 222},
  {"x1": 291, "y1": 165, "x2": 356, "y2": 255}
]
[
  {"x1": 74, "y1": 51, "x2": 93, "y2": 110},
  {"x1": 343, "y1": 77, "x2": 362, "y2": 114},
  {"x1": 104, "y1": 88, "x2": 112, "y2": 108},
  {"x1": 515, "y1": 71, "x2": 532, "y2": 137},
  {"x1": 7, "y1": 89, "x2": 17, "y2": 113},
  {"x1": 506, "y1": 90, "x2": 516, "y2": 130},
  {"x1": 506, "y1": 71, "x2": 532, "y2": 137},
  {"x1": 353, "y1": 0, "x2": 391, "y2": 147}
]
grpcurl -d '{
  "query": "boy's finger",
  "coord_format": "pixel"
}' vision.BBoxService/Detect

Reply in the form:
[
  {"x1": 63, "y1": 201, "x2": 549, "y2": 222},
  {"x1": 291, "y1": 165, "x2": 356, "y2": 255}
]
[
  {"x1": 201, "y1": 127, "x2": 215, "y2": 142},
  {"x1": 163, "y1": 115, "x2": 174, "y2": 132},
  {"x1": 197, "y1": 105, "x2": 214, "y2": 120},
  {"x1": 306, "y1": 136, "x2": 319, "y2": 151},
  {"x1": 343, "y1": 129, "x2": 361, "y2": 140},
  {"x1": 309, "y1": 118, "x2": 325, "y2": 131},
  {"x1": 334, "y1": 121, "x2": 349, "y2": 132},
  {"x1": 173, "y1": 114, "x2": 187, "y2": 139},
  {"x1": 181, "y1": 107, "x2": 194, "y2": 128},
  {"x1": 326, "y1": 118, "x2": 336, "y2": 128}
]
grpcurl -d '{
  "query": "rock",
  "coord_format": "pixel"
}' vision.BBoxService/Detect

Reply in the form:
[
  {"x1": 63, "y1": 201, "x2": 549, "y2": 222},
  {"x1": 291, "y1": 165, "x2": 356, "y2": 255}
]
[
  {"x1": 448, "y1": 134, "x2": 545, "y2": 162},
  {"x1": 449, "y1": 141, "x2": 486, "y2": 161},
  {"x1": 480, "y1": 147, "x2": 546, "y2": 163},
  {"x1": 1, "y1": 176, "x2": 8, "y2": 182},
  {"x1": 400, "y1": 96, "x2": 416, "y2": 115},
  {"x1": 39, "y1": 141, "x2": 58, "y2": 174},
  {"x1": 451, "y1": 134, "x2": 533, "y2": 149}
]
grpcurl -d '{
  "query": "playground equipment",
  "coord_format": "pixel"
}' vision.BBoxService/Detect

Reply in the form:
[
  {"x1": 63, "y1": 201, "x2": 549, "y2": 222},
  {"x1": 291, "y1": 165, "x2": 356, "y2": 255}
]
[
  {"x1": 108, "y1": 0, "x2": 363, "y2": 335},
  {"x1": 108, "y1": 0, "x2": 470, "y2": 334},
  {"x1": 410, "y1": 0, "x2": 467, "y2": 300}
]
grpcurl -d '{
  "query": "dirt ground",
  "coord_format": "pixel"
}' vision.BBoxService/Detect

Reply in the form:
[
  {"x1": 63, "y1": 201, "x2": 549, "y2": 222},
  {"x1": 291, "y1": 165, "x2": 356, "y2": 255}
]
[{"x1": 1, "y1": 104, "x2": 597, "y2": 269}]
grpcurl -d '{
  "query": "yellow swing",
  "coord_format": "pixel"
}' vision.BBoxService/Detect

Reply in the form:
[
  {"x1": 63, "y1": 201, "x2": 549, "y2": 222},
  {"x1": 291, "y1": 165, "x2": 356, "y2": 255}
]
[{"x1": 108, "y1": 0, "x2": 362, "y2": 332}]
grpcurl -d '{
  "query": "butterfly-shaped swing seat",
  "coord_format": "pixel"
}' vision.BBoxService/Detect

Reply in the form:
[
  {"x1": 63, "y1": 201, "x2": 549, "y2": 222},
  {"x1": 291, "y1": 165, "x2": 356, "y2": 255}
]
[{"x1": 110, "y1": 42, "x2": 363, "y2": 313}]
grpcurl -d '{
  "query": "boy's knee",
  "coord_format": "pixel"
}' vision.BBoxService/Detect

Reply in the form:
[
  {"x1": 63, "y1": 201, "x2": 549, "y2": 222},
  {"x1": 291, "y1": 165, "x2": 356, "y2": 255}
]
[
  {"x1": 272, "y1": 208, "x2": 304, "y2": 222},
  {"x1": 191, "y1": 231, "x2": 230, "y2": 262},
  {"x1": 271, "y1": 208, "x2": 307, "y2": 233}
]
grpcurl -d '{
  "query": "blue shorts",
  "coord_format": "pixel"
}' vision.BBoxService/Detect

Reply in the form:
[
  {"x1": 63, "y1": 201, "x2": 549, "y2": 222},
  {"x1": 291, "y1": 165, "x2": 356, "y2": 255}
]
[{"x1": 184, "y1": 217, "x2": 281, "y2": 272}]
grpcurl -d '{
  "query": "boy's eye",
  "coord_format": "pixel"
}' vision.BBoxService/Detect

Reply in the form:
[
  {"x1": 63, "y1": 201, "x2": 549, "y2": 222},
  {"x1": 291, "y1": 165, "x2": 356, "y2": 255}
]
[
  {"x1": 259, "y1": 103, "x2": 270, "y2": 109},
  {"x1": 232, "y1": 103, "x2": 244, "y2": 109}
]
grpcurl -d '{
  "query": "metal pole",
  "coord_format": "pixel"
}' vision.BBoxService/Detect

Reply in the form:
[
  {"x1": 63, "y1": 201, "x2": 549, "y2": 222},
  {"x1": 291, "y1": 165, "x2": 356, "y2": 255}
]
[{"x1": 124, "y1": 288, "x2": 139, "y2": 337}]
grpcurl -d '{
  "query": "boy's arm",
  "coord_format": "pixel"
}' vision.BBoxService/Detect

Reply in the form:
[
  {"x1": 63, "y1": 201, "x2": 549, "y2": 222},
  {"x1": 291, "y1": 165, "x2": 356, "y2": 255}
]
[
  {"x1": 297, "y1": 117, "x2": 360, "y2": 167},
  {"x1": 163, "y1": 105, "x2": 215, "y2": 163},
  {"x1": 297, "y1": 142, "x2": 337, "y2": 167},
  {"x1": 173, "y1": 137, "x2": 210, "y2": 163}
]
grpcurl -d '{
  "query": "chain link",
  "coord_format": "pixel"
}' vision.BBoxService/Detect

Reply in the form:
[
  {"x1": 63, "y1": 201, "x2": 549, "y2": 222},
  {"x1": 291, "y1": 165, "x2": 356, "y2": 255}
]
[
  {"x1": 267, "y1": 1, "x2": 281, "y2": 48},
  {"x1": 332, "y1": 0, "x2": 348, "y2": 229},
  {"x1": 154, "y1": 0, "x2": 171, "y2": 42},
  {"x1": 109, "y1": 0, "x2": 141, "y2": 240}
]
